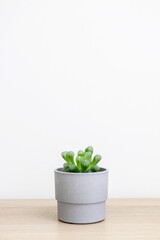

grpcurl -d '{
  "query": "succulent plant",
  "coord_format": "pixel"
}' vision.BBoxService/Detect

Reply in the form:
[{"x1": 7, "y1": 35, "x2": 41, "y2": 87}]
[{"x1": 61, "y1": 146, "x2": 101, "y2": 173}]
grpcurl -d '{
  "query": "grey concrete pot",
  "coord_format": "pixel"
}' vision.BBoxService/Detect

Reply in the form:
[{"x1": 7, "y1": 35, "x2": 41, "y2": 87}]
[{"x1": 54, "y1": 168, "x2": 109, "y2": 224}]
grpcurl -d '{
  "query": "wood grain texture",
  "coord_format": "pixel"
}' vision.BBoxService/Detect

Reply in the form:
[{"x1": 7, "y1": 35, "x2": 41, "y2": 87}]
[{"x1": 0, "y1": 199, "x2": 160, "y2": 240}]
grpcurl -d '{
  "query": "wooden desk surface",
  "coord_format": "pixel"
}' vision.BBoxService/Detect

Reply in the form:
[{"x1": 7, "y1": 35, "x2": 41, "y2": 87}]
[{"x1": 0, "y1": 199, "x2": 160, "y2": 240}]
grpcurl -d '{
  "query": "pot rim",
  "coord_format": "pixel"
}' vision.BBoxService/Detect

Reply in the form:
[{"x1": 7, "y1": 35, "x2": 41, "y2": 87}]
[{"x1": 54, "y1": 167, "x2": 108, "y2": 175}]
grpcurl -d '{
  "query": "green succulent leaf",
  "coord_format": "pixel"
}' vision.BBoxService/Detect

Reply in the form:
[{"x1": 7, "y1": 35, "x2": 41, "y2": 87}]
[
  {"x1": 86, "y1": 154, "x2": 101, "y2": 171},
  {"x1": 68, "y1": 164, "x2": 79, "y2": 172},
  {"x1": 66, "y1": 151, "x2": 75, "y2": 164},
  {"x1": 63, "y1": 163, "x2": 69, "y2": 169},
  {"x1": 81, "y1": 160, "x2": 90, "y2": 172},
  {"x1": 61, "y1": 151, "x2": 67, "y2": 161},
  {"x1": 63, "y1": 167, "x2": 70, "y2": 172},
  {"x1": 90, "y1": 165, "x2": 100, "y2": 172},
  {"x1": 76, "y1": 156, "x2": 82, "y2": 170},
  {"x1": 77, "y1": 150, "x2": 85, "y2": 157},
  {"x1": 93, "y1": 154, "x2": 101, "y2": 164},
  {"x1": 85, "y1": 146, "x2": 93, "y2": 154},
  {"x1": 84, "y1": 151, "x2": 92, "y2": 162}
]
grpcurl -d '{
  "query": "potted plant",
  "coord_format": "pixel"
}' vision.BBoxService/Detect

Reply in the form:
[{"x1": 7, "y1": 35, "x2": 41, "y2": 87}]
[{"x1": 54, "y1": 146, "x2": 109, "y2": 224}]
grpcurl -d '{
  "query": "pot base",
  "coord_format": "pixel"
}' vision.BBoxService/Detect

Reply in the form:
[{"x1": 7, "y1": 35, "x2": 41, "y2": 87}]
[{"x1": 57, "y1": 201, "x2": 106, "y2": 224}]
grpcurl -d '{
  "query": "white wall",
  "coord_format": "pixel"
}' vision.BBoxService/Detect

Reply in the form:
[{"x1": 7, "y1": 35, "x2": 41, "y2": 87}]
[{"x1": 0, "y1": 0, "x2": 160, "y2": 199}]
